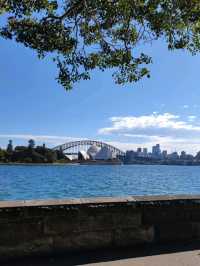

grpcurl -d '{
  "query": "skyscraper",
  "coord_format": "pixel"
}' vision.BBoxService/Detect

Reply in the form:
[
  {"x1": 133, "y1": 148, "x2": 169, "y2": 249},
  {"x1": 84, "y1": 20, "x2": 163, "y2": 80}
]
[{"x1": 152, "y1": 144, "x2": 161, "y2": 158}]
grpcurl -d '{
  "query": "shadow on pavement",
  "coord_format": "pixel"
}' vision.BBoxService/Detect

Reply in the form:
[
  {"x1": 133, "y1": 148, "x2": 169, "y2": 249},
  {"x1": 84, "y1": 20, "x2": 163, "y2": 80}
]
[{"x1": 3, "y1": 242, "x2": 200, "y2": 266}]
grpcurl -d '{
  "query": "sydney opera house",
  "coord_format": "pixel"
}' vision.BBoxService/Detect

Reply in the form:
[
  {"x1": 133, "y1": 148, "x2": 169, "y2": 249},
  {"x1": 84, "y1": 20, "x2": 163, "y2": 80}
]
[{"x1": 77, "y1": 145, "x2": 117, "y2": 161}]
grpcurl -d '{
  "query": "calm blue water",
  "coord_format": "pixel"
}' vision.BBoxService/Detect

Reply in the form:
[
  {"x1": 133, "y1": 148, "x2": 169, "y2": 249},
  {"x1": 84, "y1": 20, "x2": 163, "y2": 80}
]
[{"x1": 0, "y1": 164, "x2": 200, "y2": 201}]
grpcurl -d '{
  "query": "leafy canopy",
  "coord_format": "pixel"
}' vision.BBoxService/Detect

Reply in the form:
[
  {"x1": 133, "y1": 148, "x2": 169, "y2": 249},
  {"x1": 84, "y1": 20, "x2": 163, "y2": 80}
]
[{"x1": 1, "y1": 0, "x2": 200, "y2": 90}]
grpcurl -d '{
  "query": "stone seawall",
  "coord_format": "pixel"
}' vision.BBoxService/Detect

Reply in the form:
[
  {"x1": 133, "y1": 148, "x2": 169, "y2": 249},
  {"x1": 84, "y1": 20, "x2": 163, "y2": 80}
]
[{"x1": 1, "y1": 195, "x2": 200, "y2": 260}]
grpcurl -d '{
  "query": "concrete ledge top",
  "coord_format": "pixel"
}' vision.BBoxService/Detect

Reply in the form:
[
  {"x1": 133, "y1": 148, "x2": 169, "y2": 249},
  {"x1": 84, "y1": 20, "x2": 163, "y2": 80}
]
[{"x1": 0, "y1": 195, "x2": 200, "y2": 208}]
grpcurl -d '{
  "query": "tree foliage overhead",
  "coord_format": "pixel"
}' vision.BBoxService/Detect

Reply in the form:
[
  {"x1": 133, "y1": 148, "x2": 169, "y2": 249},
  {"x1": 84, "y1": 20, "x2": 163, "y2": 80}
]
[{"x1": 1, "y1": 0, "x2": 200, "y2": 90}]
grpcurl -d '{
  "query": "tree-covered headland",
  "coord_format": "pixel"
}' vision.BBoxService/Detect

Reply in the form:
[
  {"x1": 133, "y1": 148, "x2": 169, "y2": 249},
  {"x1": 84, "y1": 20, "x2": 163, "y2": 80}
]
[
  {"x1": 1, "y1": 1, "x2": 200, "y2": 90},
  {"x1": 0, "y1": 139, "x2": 68, "y2": 163}
]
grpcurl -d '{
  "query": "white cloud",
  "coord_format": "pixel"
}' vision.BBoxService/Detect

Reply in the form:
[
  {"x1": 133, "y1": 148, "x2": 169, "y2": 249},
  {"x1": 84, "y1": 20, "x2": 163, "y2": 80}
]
[
  {"x1": 183, "y1": 105, "x2": 189, "y2": 109},
  {"x1": 188, "y1": 115, "x2": 196, "y2": 122},
  {"x1": 99, "y1": 113, "x2": 200, "y2": 135},
  {"x1": 98, "y1": 113, "x2": 200, "y2": 154}
]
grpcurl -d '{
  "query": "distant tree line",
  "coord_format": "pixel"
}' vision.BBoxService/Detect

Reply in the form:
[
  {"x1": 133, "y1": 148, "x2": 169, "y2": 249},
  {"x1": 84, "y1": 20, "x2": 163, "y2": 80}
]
[{"x1": 0, "y1": 140, "x2": 68, "y2": 164}]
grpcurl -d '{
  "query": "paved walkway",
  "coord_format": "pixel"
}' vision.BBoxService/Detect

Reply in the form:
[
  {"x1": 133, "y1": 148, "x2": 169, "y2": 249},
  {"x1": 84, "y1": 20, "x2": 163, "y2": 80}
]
[
  {"x1": 84, "y1": 249, "x2": 200, "y2": 266},
  {"x1": 4, "y1": 243, "x2": 200, "y2": 266}
]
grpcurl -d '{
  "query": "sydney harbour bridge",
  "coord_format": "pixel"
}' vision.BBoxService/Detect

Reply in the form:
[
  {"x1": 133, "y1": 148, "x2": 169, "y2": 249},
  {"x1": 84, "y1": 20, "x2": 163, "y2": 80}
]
[{"x1": 53, "y1": 140, "x2": 125, "y2": 158}]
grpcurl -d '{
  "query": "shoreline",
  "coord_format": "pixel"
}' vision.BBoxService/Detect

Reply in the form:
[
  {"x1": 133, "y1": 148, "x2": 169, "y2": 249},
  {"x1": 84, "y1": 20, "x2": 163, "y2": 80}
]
[
  {"x1": 0, "y1": 161, "x2": 200, "y2": 166},
  {"x1": 0, "y1": 161, "x2": 122, "y2": 166},
  {"x1": 0, "y1": 162, "x2": 80, "y2": 166}
]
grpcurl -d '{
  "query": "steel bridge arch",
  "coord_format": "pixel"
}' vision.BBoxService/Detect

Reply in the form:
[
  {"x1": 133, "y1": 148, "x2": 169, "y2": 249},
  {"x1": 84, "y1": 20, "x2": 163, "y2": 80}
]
[{"x1": 53, "y1": 140, "x2": 125, "y2": 156}]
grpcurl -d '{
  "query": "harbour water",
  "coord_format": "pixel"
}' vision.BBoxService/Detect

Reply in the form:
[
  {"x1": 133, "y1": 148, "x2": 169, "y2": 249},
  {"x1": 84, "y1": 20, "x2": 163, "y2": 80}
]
[{"x1": 0, "y1": 164, "x2": 200, "y2": 201}]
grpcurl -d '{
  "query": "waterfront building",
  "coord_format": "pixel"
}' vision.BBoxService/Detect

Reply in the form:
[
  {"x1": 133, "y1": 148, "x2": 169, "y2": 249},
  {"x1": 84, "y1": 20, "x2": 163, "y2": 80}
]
[
  {"x1": 162, "y1": 150, "x2": 168, "y2": 159},
  {"x1": 137, "y1": 148, "x2": 148, "y2": 158},
  {"x1": 125, "y1": 150, "x2": 137, "y2": 161},
  {"x1": 168, "y1": 152, "x2": 179, "y2": 160},
  {"x1": 152, "y1": 144, "x2": 161, "y2": 158},
  {"x1": 185, "y1": 154, "x2": 194, "y2": 161},
  {"x1": 180, "y1": 151, "x2": 187, "y2": 160},
  {"x1": 143, "y1": 148, "x2": 148, "y2": 157},
  {"x1": 136, "y1": 147, "x2": 143, "y2": 157},
  {"x1": 179, "y1": 151, "x2": 194, "y2": 161}
]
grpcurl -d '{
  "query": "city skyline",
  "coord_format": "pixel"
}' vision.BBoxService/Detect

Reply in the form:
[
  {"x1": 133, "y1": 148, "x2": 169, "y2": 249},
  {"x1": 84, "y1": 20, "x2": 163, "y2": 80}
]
[
  {"x1": 1, "y1": 37, "x2": 200, "y2": 154},
  {"x1": 1, "y1": 139, "x2": 199, "y2": 164},
  {"x1": 1, "y1": 137, "x2": 200, "y2": 157}
]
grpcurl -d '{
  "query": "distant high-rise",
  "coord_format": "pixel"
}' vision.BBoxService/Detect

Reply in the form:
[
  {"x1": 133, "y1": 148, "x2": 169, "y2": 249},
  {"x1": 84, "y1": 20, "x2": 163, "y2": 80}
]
[
  {"x1": 136, "y1": 147, "x2": 143, "y2": 157},
  {"x1": 143, "y1": 148, "x2": 148, "y2": 154},
  {"x1": 7, "y1": 140, "x2": 13, "y2": 153},
  {"x1": 162, "y1": 150, "x2": 167, "y2": 159},
  {"x1": 152, "y1": 144, "x2": 161, "y2": 155},
  {"x1": 152, "y1": 144, "x2": 161, "y2": 158}
]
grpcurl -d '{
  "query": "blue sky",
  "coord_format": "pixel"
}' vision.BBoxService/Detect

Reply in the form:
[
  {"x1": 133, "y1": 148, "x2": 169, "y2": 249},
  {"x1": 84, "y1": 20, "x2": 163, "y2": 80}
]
[{"x1": 1, "y1": 36, "x2": 200, "y2": 154}]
